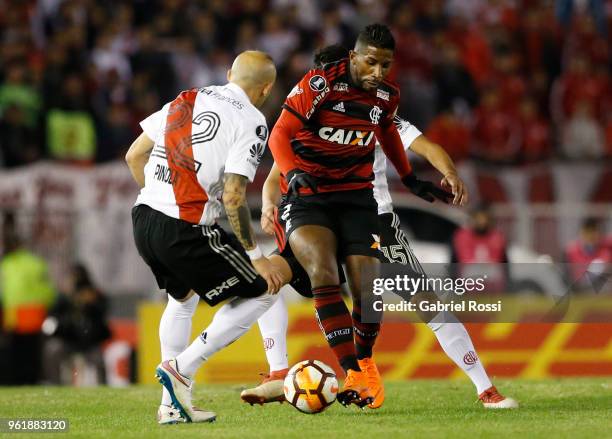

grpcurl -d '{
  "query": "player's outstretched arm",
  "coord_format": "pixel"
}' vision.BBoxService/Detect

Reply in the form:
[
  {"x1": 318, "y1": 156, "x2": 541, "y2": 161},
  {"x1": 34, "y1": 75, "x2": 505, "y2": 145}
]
[
  {"x1": 125, "y1": 132, "x2": 154, "y2": 188},
  {"x1": 223, "y1": 172, "x2": 284, "y2": 293},
  {"x1": 410, "y1": 136, "x2": 468, "y2": 206},
  {"x1": 261, "y1": 164, "x2": 282, "y2": 235},
  {"x1": 377, "y1": 120, "x2": 413, "y2": 178},
  {"x1": 379, "y1": 122, "x2": 452, "y2": 204}
]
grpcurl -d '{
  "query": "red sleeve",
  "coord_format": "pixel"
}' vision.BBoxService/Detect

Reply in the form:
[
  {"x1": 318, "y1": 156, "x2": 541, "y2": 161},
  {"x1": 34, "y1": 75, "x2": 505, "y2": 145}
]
[
  {"x1": 377, "y1": 122, "x2": 413, "y2": 178},
  {"x1": 270, "y1": 68, "x2": 331, "y2": 175},
  {"x1": 268, "y1": 108, "x2": 304, "y2": 175},
  {"x1": 282, "y1": 68, "x2": 331, "y2": 122}
]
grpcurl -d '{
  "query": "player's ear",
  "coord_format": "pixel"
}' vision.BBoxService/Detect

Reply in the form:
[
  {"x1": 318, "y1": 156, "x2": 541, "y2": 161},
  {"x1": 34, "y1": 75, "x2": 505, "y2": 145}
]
[
  {"x1": 262, "y1": 81, "x2": 274, "y2": 97},
  {"x1": 349, "y1": 50, "x2": 357, "y2": 62},
  {"x1": 226, "y1": 69, "x2": 232, "y2": 82}
]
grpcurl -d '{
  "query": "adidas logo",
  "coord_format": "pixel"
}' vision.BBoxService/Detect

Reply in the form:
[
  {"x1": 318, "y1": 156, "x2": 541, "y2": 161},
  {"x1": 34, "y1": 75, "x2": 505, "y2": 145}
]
[
  {"x1": 249, "y1": 142, "x2": 264, "y2": 163},
  {"x1": 332, "y1": 102, "x2": 345, "y2": 112}
]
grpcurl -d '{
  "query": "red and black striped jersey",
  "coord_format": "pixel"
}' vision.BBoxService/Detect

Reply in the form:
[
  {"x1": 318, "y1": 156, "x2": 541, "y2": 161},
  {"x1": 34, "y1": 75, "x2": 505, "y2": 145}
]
[{"x1": 280, "y1": 58, "x2": 400, "y2": 194}]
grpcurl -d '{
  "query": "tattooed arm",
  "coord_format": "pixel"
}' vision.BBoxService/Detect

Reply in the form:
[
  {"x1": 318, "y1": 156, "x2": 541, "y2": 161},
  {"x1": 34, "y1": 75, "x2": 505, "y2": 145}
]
[
  {"x1": 223, "y1": 172, "x2": 284, "y2": 293},
  {"x1": 222, "y1": 173, "x2": 257, "y2": 250},
  {"x1": 125, "y1": 132, "x2": 155, "y2": 188}
]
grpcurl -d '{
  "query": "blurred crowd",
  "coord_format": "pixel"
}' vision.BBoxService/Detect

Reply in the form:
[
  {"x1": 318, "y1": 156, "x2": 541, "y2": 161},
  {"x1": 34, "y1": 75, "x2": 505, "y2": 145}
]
[
  {"x1": 451, "y1": 205, "x2": 612, "y2": 292},
  {"x1": 0, "y1": 0, "x2": 610, "y2": 168},
  {"x1": 0, "y1": 212, "x2": 111, "y2": 385}
]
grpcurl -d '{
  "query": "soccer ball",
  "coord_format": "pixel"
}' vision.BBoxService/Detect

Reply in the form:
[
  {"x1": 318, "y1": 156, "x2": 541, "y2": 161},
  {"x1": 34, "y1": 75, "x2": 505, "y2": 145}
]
[{"x1": 283, "y1": 360, "x2": 338, "y2": 414}]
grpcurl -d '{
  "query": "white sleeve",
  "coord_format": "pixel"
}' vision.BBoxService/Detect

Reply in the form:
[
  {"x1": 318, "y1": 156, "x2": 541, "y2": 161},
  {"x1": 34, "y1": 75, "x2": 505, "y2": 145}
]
[
  {"x1": 139, "y1": 103, "x2": 170, "y2": 143},
  {"x1": 394, "y1": 116, "x2": 422, "y2": 151},
  {"x1": 225, "y1": 115, "x2": 269, "y2": 182}
]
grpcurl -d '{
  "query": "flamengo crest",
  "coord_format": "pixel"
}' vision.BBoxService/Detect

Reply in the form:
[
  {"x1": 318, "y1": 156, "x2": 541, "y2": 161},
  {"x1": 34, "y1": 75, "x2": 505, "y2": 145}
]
[{"x1": 370, "y1": 105, "x2": 382, "y2": 125}]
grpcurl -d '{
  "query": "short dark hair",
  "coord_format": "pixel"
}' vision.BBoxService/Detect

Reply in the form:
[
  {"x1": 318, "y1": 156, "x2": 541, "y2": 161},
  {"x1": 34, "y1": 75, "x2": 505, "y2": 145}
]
[
  {"x1": 356, "y1": 23, "x2": 395, "y2": 51},
  {"x1": 313, "y1": 44, "x2": 349, "y2": 68}
]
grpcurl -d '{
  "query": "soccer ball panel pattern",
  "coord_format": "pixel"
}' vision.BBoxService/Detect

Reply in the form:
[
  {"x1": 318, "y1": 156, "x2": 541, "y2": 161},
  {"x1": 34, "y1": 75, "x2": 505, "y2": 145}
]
[{"x1": 283, "y1": 360, "x2": 338, "y2": 414}]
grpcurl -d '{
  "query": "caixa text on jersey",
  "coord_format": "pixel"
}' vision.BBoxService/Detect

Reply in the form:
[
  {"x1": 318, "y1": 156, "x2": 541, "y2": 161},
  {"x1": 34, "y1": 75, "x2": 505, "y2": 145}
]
[{"x1": 318, "y1": 127, "x2": 375, "y2": 146}]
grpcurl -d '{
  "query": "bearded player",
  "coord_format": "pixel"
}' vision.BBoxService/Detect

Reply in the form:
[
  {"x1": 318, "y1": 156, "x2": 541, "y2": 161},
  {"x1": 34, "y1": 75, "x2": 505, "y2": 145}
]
[{"x1": 241, "y1": 44, "x2": 518, "y2": 410}]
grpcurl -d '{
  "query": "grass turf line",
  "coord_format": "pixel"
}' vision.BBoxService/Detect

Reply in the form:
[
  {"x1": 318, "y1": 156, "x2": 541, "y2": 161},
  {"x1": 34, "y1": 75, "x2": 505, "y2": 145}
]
[{"x1": 0, "y1": 378, "x2": 610, "y2": 439}]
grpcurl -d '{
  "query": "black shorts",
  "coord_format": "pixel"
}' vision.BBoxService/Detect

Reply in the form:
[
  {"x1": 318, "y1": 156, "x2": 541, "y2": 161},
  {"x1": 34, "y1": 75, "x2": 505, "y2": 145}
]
[
  {"x1": 275, "y1": 188, "x2": 379, "y2": 259},
  {"x1": 132, "y1": 204, "x2": 267, "y2": 305},
  {"x1": 378, "y1": 211, "x2": 426, "y2": 276},
  {"x1": 270, "y1": 246, "x2": 346, "y2": 298}
]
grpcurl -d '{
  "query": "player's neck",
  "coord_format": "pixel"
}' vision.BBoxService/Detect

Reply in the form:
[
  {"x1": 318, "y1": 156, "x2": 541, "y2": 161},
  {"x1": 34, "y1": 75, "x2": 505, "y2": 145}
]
[{"x1": 229, "y1": 81, "x2": 261, "y2": 107}]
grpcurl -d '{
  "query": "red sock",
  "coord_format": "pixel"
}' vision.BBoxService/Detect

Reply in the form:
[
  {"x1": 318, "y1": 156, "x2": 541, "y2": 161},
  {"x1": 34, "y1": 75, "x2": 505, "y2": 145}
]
[
  {"x1": 312, "y1": 285, "x2": 360, "y2": 372},
  {"x1": 352, "y1": 302, "x2": 381, "y2": 360}
]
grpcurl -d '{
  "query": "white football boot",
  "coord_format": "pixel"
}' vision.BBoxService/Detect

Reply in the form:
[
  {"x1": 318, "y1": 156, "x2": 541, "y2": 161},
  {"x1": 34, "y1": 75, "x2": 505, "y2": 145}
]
[
  {"x1": 158, "y1": 403, "x2": 218, "y2": 424},
  {"x1": 155, "y1": 359, "x2": 216, "y2": 423},
  {"x1": 157, "y1": 404, "x2": 185, "y2": 425},
  {"x1": 240, "y1": 368, "x2": 288, "y2": 405},
  {"x1": 479, "y1": 386, "x2": 519, "y2": 409}
]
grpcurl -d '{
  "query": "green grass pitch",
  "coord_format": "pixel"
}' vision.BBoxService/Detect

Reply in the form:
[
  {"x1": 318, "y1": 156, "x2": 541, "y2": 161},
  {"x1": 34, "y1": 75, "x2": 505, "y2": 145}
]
[{"x1": 0, "y1": 378, "x2": 610, "y2": 438}]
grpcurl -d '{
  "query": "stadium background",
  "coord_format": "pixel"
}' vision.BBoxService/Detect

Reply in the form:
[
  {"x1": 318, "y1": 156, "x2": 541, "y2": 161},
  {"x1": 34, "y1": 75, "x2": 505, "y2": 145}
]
[{"x1": 0, "y1": 0, "x2": 611, "y2": 386}]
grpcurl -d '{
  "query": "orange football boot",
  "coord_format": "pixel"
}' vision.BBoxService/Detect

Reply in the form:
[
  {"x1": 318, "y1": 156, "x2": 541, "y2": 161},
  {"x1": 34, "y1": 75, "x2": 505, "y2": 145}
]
[
  {"x1": 358, "y1": 357, "x2": 384, "y2": 409},
  {"x1": 337, "y1": 369, "x2": 374, "y2": 408}
]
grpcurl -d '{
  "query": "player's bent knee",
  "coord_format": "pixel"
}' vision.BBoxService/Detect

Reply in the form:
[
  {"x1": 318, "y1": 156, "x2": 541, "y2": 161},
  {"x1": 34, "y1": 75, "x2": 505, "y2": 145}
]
[{"x1": 307, "y1": 265, "x2": 340, "y2": 287}]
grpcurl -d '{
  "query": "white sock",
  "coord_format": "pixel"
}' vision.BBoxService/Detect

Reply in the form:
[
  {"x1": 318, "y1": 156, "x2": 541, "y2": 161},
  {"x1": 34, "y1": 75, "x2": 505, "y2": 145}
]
[
  {"x1": 176, "y1": 293, "x2": 278, "y2": 378},
  {"x1": 257, "y1": 293, "x2": 289, "y2": 372},
  {"x1": 159, "y1": 293, "x2": 199, "y2": 405},
  {"x1": 428, "y1": 312, "x2": 492, "y2": 394}
]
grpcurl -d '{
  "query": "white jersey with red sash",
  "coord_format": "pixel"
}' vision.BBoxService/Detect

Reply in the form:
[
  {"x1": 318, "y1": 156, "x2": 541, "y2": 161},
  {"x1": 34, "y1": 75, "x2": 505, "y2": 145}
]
[{"x1": 135, "y1": 83, "x2": 269, "y2": 225}]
